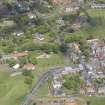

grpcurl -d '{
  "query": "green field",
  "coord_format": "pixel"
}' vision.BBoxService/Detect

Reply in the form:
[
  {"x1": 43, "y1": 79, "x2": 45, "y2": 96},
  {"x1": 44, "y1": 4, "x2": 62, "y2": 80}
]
[
  {"x1": 0, "y1": 71, "x2": 29, "y2": 105},
  {"x1": 36, "y1": 82, "x2": 50, "y2": 97},
  {"x1": 96, "y1": 0, "x2": 105, "y2": 3},
  {"x1": 36, "y1": 53, "x2": 65, "y2": 70},
  {"x1": 86, "y1": 96, "x2": 105, "y2": 105}
]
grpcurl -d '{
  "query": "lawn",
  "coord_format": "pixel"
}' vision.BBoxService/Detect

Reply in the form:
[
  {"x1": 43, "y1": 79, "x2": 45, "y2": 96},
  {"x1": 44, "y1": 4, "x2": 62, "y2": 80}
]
[
  {"x1": 36, "y1": 53, "x2": 65, "y2": 70},
  {"x1": 86, "y1": 96, "x2": 105, "y2": 105},
  {"x1": 36, "y1": 75, "x2": 53, "y2": 97},
  {"x1": 0, "y1": 71, "x2": 29, "y2": 105},
  {"x1": 36, "y1": 81, "x2": 50, "y2": 97}
]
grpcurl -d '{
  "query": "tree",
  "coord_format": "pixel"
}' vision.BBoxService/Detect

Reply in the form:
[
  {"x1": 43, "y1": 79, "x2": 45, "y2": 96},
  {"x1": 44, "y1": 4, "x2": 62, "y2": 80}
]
[
  {"x1": 59, "y1": 44, "x2": 68, "y2": 53},
  {"x1": 28, "y1": 54, "x2": 37, "y2": 65},
  {"x1": 24, "y1": 76, "x2": 33, "y2": 86},
  {"x1": 62, "y1": 74, "x2": 84, "y2": 93},
  {"x1": 23, "y1": 70, "x2": 32, "y2": 76},
  {"x1": 79, "y1": 39, "x2": 90, "y2": 61},
  {"x1": 19, "y1": 56, "x2": 28, "y2": 65},
  {"x1": 33, "y1": 103, "x2": 36, "y2": 105},
  {"x1": 64, "y1": 34, "x2": 84, "y2": 43},
  {"x1": 87, "y1": 101, "x2": 91, "y2": 105},
  {"x1": 6, "y1": 59, "x2": 16, "y2": 67},
  {"x1": 3, "y1": 46, "x2": 14, "y2": 54}
]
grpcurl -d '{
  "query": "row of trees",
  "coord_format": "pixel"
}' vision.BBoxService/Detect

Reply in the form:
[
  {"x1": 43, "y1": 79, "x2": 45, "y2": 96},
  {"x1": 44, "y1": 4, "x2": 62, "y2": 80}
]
[{"x1": 22, "y1": 70, "x2": 34, "y2": 87}]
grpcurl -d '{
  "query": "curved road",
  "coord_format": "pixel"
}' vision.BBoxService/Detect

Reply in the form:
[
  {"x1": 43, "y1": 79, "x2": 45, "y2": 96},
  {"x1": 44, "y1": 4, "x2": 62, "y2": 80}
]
[
  {"x1": 21, "y1": 67, "x2": 64, "y2": 105},
  {"x1": 20, "y1": 65, "x2": 84, "y2": 105}
]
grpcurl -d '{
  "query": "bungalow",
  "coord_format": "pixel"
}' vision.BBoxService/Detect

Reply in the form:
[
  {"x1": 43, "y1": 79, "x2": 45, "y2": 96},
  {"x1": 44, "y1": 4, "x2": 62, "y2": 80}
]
[
  {"x1": 56, "y1": 17, "x2": 65, "y2": 26},
  {"x1": 65, "y1": 101, "x2": 78, "y2": 105},
  {"x1": 52, "y1": 79, "x2": 62, "y2": 89},
  {"x1": 0, "y1": 2, "x2": 11, "y2": 16},
  {"x1": 27, "y1": 12, "x2": 36, "y2": 19},
  {"x1": 72, "y1": 43, "x2": 81, "y2": 53},
  {"x1": 71, "y1": 16, "x2": 87, "y2": 29},
  {"x1": 86, "y1": 86, "x2": 96, "y2": 96},
  {"x1": 13, "y1": 64, "x2": 20, "y2": 70},
  {"x1": 87, "y1": 39, "x2": 99, "y2": 43},
  {"x1": 29, "y1": 0, "x2": 41, "y2": 4},
  {"x1": 91, "y1": 3, "x2": 105, "y2": 9},
  {"x1": 65, "y1": 5, "x2": 79, "y2": 12},
  {"x1": 62, "y1": 66, "x2": 83, "y2": 75},
  {"x1": 23, "y1": 63, "x2": 35, "y2": 70},
  {"x1": 98, "y1": 86, "x2": 105, "y2": 95},
  {"x1": 52, "y1": 0, "x2": 71, "y2": 5},
  {"x1": 65, "y1": 1, "x2": 80, "y2": 13},
  {"x1": 13, "y1": 30, "x2": 24, "y2": 36},
  {"x1": 15, "y1": 1, "x2": 30, "y2": 13},
  {"x1": 33, "y1": 32, "x2": 45, "y2": 41},
  {"x1": 11, "y1": 51, "x2": 28, "y2": 60}
]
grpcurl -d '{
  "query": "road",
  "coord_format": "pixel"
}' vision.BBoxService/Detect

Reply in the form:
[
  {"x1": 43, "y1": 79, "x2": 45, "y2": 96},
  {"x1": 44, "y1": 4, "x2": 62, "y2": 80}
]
[
  {"x1": 21, "y1": 67, "x2": 64, "y2": 105},
  {"x1": 20, "y1": 66, "x2": 83, "y2": 105}
]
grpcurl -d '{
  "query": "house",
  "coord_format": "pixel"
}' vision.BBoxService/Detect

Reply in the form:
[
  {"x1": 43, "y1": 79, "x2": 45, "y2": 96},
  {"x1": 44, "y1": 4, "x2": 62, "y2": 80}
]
[
  {"x1": 23, "y1": 63, "x2": 35, "y2": 70},
  {"x1": 13, "y1": 64, "x2": 20, "y2": 69},
  {"x1": 11, "y1": 51, "x2": 28, "y2": 60},
  {"x1": 52, "y1": 79, "x2": 63, "y2": 96},
  {"x1": 87, "y1": 39, "x2": 99, "y2": 43},
  {"x1": 72, "y1": 43, "x2": 81, "y2": 53},
  {"x1": 65, "y1": 5, "x2": 79, "y2": 12},
  {"x1": 0, "y1": 1, "x2": 11, "y2": 16},
  {"x1": 71, "y1": 16, "x2": 87, "y2": 30},
  {"x1": 91, "y1": 3, "x2": 105, "y2": 9},
  {"x1": 15, "y1": 1, "x2": 30, "y2": 13},
  {"x1": 53, "y1": 80, "x2": 62, "y2": 89},
  {"x1": 65, "y1": 1, "x2": 80, "y2": 12},
  {"x1": 65, "y1": 101, "x2": 78, "y2": 105},
  {"x1": 52, "y1": 0, "x2": 71, "y2": 5},
  {"x1": 62, "y1": 66, "x2": 82, "y2": 75},
  {"x1": 13, "y1": 30, "x2": 24, "y2": 36},
  {"x1": 98, "y1": 86, "x2": 105, "y2": 95},
  {"x1": 33, "y1": 32, "x2": 45, "y2": 41},
  {"x1": 29, "y1": 0, "x2": 41, "y2": 4},
  {"x1": 57, "y1": 17, "x2": 65, "y2": 26},
  {"x1": 13, "y1": 31, "x2": 24, "y2": 36},
  {"x1": 27, "y1": 12, "x2": 36, "y2": 19},
  {"x1": 86, "y1": 86, "x2": 96, "y2": 95}
]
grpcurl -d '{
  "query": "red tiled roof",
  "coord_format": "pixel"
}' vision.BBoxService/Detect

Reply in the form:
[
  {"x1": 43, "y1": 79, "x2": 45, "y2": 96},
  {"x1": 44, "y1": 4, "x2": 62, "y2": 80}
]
[
  {"x1": 65, "y1": 102, "x2": 78, "y2": 105},
  {"x1": 23, "y1": 63, "x2": 35, "y2": 70},
  {"x1": 11, "y1": 51, "x2": 28, "y2": 59}
]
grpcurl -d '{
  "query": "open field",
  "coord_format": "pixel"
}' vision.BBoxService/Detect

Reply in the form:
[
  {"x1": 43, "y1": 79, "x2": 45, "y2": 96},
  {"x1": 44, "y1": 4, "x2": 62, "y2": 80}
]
[
  {"x1": 36, "y1": 53, "x2": 65, "y2": 70},
  {"x1": 86, "y1": 96, "x2": 105, "y2": 105},
  {"x1": 96, "y1": 0, "x2": 105, "y2": 3},
  {"x1": 0, "y1": 71, "x2": 29, "y2": 105},
  {"x1": 36, "y1": 81, "x2": 50, "y2": 97}
]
